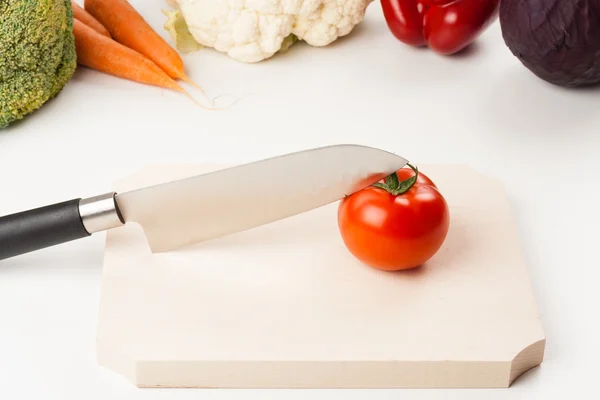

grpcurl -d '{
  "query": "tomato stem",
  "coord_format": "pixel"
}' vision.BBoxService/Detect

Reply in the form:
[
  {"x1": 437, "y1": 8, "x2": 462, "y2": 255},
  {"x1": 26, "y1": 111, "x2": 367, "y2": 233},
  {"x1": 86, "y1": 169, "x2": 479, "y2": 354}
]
[{"x1": 373, "y1": 163, "x2": 419, "y2": 196}]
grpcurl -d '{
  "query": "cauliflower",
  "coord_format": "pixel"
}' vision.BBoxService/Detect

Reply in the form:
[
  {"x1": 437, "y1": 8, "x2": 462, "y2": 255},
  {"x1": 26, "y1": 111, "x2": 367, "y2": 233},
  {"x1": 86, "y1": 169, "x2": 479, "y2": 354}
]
[
  {"x1": 0, "y1": 0, "x2": 77, "y2": 128},
  {"x1": 164, "y1": 0, "x2": 374, "y2": 63}
]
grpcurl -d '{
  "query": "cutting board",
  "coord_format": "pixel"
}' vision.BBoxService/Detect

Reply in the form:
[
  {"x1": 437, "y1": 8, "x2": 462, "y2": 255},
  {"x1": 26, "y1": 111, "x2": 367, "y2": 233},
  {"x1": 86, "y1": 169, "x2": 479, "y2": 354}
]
[{"x1": 96, "y1": 163, "x2": 545, "y2": 388}]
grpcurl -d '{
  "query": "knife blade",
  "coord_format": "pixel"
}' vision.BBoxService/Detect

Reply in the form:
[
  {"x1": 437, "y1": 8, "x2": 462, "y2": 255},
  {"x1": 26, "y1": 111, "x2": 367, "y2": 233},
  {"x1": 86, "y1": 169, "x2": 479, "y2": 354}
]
[{"x1": 0, "y1": 145, "x2": 408, "y2": 261}]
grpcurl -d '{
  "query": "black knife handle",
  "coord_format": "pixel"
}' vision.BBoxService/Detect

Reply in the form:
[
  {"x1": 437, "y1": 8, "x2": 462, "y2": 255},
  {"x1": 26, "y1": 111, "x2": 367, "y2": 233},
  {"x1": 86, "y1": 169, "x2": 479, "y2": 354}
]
[{"x1": 0, "y1": 199, "x2": 90, "y2": 261}]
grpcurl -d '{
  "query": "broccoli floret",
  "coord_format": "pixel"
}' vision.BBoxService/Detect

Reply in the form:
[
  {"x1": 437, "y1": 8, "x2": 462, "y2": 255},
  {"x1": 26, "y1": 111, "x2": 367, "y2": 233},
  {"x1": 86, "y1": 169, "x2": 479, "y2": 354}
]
[{"x1": 0, "y1": 0, "x2": 77, "y2": 129}]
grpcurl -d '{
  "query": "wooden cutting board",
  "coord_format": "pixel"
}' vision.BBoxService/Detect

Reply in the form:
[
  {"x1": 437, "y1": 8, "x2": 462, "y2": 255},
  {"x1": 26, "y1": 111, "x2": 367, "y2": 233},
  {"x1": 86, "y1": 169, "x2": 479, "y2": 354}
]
[{"x1": 96, "y1": 163, "x2": 545, "y2": 388}]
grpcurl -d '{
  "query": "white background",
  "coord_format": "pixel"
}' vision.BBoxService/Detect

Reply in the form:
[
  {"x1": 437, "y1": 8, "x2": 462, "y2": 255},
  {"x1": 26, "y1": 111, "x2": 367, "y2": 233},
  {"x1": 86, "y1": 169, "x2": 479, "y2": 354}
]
[{"x1": 1, "y1": 1, "x2": 599, "y2": 399}]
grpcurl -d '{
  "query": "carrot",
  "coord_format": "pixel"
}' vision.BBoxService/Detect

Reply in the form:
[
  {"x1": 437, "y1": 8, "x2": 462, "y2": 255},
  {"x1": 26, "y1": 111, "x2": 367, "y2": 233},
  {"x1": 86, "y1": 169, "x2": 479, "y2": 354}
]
[
  {"x1": 73, "y1": 19, "x2": 184, "y2": 93},
  {"x1": 84, "y1": 0, "x2": 203, "y2": 91},
  {"x1": 71, "y1": 1, "x2": 111, "y2": 38}
]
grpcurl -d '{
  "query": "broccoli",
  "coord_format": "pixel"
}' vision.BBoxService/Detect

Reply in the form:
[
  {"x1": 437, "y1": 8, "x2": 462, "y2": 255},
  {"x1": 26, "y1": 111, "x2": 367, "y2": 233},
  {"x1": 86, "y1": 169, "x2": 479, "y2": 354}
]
[{"x1": 0, "y1": 0, "x2": 77, "y2": 129}]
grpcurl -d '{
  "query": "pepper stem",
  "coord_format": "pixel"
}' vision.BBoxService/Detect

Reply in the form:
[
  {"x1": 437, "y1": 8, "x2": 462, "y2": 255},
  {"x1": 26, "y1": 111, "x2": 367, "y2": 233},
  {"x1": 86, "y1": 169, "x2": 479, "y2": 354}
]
[{"x1": 372, "y1": 163, "x2": 419, "y2": 196}]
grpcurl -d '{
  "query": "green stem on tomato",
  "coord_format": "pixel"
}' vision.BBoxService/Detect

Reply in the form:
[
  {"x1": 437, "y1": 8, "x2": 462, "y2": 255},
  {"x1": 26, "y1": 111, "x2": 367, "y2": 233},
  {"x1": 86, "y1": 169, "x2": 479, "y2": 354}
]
[{"x1": 372, "y1": 163, "x2": 419, "y2": 196}]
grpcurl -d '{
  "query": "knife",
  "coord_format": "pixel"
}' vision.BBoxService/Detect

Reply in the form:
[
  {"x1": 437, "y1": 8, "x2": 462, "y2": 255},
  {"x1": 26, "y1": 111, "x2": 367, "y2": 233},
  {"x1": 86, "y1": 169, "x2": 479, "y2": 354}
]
[{"x1": 0, "y1": 145, "x2": 408, "y2": 261}]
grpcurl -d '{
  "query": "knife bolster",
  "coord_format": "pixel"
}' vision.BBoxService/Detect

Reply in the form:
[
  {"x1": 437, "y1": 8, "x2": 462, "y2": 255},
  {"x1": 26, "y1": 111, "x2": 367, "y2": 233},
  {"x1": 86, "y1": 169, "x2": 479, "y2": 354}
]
[{"x1": 79, "y1": 192, "x2": 124, "y2": 234}]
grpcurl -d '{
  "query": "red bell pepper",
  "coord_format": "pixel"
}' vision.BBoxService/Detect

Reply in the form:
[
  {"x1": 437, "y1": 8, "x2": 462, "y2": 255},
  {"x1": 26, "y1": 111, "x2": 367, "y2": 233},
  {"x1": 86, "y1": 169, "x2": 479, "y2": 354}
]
[{"x1": 380, "y1": 0, "x2": 501, "y2": 55}]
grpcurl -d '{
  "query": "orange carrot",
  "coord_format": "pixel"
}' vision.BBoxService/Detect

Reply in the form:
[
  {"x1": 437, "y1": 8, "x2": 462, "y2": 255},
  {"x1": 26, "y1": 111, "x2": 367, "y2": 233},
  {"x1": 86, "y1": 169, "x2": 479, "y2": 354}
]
[
  {"x1": 73, "y1": 19, "x2": 184, "y2": 93},
  {"x1": 71, "y1": 1, "x2": 111, "y2": 38},
  {"x1": 84, "y1": 0, "x2": 203, "y2": 91}
]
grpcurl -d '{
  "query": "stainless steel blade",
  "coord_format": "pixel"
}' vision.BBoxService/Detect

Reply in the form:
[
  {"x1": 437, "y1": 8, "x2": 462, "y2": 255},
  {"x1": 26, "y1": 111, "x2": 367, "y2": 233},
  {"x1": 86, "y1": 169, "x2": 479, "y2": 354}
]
[{"x1": 115, "y1": 145, "x2": 408, "y2": 252}]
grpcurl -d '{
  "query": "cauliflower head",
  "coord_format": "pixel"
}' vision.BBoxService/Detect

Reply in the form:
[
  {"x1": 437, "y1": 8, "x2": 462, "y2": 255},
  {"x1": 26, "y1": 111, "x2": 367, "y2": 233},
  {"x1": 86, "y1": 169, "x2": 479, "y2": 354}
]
[
  {"x1": 166, "y1": 0, "x2": 374, "y2": 63},
  {"x1": 0, "y1": 0, "x2": 77, "y2": 129}
]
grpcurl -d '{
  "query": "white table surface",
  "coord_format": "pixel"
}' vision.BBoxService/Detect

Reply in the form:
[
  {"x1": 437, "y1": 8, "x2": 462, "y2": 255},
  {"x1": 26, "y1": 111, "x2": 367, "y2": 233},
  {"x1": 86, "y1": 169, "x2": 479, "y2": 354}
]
[{"x1": 1, "y1": 1, "x2": 599, "y2": 399}]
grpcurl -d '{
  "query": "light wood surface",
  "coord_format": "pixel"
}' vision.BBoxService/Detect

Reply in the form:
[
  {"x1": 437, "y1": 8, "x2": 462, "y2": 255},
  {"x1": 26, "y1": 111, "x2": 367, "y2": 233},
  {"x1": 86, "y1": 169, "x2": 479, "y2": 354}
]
[{"x1": 96, "y1": 163, "x2": 545, "y2": 388}]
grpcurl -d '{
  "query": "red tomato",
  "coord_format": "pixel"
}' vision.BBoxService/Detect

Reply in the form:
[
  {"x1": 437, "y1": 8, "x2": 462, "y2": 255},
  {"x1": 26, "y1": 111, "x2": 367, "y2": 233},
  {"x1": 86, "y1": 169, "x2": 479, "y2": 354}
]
[
  {"x1": 337, "y1": 165, "x2": 450, "y2": 271},
  {"x1": 381, "y1": 0, "x2": 501, "y2": 55}
]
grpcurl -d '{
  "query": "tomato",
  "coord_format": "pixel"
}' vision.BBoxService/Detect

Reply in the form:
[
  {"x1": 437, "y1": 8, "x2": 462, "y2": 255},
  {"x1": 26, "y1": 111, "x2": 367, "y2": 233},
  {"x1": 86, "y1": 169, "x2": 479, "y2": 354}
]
[
  {"x1": 381, "y1": 0, "x2": 501, "y2": 55},
  {"x1": 337, "y1": 165, "x2": 450, "y2": 271}
]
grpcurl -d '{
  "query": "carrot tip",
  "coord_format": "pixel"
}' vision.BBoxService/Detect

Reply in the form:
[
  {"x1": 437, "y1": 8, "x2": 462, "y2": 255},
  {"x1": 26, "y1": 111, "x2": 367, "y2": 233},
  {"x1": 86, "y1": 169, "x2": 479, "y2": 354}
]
[
  {"x1": 180, "y1": 75, "x2": 204, "y2": 93},
  {"x1": 180, "y1": 88, "x2": 217, "y2": 111}
]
